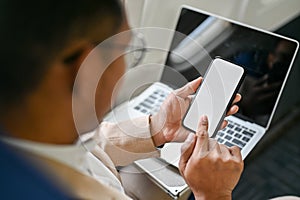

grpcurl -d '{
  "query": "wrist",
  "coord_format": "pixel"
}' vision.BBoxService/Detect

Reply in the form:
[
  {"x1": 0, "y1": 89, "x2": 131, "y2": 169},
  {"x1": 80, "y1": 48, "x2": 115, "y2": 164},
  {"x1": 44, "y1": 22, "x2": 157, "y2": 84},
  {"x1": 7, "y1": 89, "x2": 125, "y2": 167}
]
[
  {"x1": 149, "y1": 114, "x2": 166, "y2": 147},
  {"x1": 194, "y1": 192, "x2": 232, "y2": 200}
]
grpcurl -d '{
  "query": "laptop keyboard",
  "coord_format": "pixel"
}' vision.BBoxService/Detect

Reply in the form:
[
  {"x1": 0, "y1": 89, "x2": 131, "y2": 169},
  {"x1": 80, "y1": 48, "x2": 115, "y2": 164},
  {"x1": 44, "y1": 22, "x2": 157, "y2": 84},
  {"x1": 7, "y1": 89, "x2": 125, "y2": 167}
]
[
  {"x1": 133, "y1": 86, "x2": 256, "y2": 150},
  {"x1": 134, "y1": 89, "x2": 170, "y2": 115},
  {"x1": 216, "y1": 119, "x2": 257, "y2": 149}
]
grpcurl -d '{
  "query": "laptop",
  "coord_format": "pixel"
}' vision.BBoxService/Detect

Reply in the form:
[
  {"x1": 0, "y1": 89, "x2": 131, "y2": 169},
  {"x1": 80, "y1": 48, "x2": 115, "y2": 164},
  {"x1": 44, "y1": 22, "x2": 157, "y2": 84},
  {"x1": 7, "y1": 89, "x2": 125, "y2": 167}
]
[{"x1": 104, "y1": 5, "x2": 299, "y2": 197}]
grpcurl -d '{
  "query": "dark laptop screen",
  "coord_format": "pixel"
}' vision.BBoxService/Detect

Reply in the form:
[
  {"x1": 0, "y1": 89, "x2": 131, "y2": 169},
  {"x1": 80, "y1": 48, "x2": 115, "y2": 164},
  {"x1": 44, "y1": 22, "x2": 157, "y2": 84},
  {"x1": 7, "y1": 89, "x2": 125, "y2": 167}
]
[{"x1": 162, "y1": 7, "x2": 298, "y2": 127}]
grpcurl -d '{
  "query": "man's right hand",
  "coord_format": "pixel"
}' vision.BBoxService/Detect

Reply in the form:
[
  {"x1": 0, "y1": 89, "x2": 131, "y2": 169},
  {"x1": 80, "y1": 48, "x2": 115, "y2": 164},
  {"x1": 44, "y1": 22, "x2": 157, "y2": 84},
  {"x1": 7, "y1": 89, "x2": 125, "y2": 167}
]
[{"x1": 179, "y1": 115, "x2": 244, "y2": 200}]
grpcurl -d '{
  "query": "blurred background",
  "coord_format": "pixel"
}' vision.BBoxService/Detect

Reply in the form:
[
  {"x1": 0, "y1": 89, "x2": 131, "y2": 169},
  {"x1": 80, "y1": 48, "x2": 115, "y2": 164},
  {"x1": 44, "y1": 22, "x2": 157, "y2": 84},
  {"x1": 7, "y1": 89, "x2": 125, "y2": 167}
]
[{"x1": 122, "y1": 0, "x2": 300, "y2": 199}]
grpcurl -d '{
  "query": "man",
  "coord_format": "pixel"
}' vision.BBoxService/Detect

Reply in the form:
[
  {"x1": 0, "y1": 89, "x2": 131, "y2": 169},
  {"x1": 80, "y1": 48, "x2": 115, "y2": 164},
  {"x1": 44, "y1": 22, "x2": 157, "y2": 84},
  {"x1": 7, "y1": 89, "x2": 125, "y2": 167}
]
[{"x1": 0, "y1": 0, "x2": 243, "y2": 199}]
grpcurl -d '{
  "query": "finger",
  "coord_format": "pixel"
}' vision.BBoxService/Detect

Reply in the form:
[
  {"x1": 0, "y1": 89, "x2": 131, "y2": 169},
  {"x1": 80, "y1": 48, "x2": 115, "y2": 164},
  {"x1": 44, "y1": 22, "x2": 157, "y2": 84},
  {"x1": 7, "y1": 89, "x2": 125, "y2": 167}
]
[
  {"x1": 195, "y1": 115, "x2": 209, "y2": 152},
  {"x1": 209, "y1": 138, "x2": 220, "y2": 152},
  {"x1": 220, "y1": 120, "x2": 228, "y2": 130},
  {"x1": 208, "y1": 139, "x2": 221, "y2": 157},
  {"x1": 232, "y1": 93, "x2": 242, "y2": 104},
  {"x1": 226, "y1": 105, "x2": 239, "y2": 116},
  {"x1": 186, "y1": 96, "x2": 193, "y2": 104},
  {"x1": 179, "y1": 133, "x2": 196, "y2": 170},
  {"x1": 175, "y1": 77, "x2": 202, "y2": 98},
  {"x1": 196, "y1": 115, "x2": 209, "y2": 135},
  {"x1": 219, "y1": 144, "x2": 232, "y2": 158},
  {"x1": 194, "y1": 133, "x2": 210, "y2": 158},
  {"x1": 178, "y1": 96, "x2": 193, "y2": 118},
  {"x1": 229, "y1": 146, "x2": 243, "y2": 161}
]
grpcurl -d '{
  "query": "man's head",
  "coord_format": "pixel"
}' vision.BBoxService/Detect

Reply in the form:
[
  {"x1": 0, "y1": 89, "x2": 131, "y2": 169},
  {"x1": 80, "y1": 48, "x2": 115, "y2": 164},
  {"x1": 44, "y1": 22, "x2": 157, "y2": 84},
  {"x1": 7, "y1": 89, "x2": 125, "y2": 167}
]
[
  {"x1": 0, "y1": 0, "x2": 122, "y2": 109},
  {"x1": 0, "y1": 0, "x2": 129, "y2": 143},
  {"x1": 267, "y1": 39, "x2": 295, "y2": 70}
]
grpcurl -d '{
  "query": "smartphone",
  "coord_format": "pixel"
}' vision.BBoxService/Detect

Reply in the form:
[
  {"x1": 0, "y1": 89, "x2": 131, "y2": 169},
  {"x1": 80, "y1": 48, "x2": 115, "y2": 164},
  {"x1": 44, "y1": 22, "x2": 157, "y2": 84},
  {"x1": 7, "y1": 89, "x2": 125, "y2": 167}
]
[{"x1": 183, "y1": 58, "x2": 245, "y2": 137}]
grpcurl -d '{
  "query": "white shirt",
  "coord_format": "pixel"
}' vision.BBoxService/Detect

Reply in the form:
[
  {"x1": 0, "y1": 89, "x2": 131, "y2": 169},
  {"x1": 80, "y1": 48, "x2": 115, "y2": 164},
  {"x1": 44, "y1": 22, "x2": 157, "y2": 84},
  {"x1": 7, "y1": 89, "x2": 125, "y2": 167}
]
[
  {"x1": 0, "y1": 116, "x2": 159, "y2": 195},
  {"x1": 1, "y1": 136, "x2": 125, "y2": 192}
]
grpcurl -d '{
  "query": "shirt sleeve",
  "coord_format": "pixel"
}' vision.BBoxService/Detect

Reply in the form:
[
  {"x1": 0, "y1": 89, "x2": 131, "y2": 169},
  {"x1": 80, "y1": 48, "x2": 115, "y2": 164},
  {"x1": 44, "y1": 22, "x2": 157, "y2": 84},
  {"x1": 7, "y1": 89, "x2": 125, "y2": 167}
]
[{"x1": 93, "y1": 116, "x2": 160, "y2": 166}]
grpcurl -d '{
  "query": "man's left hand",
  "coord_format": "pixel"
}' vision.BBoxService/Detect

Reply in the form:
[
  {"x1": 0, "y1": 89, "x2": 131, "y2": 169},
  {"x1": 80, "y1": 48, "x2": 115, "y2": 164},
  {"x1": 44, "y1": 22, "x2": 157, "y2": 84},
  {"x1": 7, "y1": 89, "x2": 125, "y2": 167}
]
[{"x1": 150, "y1": 77, "x2": 242, "y2": 147}]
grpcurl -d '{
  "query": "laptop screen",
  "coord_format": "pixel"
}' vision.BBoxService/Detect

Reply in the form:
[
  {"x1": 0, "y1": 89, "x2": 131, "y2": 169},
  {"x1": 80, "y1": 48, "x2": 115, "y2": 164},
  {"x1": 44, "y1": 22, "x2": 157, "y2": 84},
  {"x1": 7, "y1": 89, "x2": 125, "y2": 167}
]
[{"x1": 162, "y1": 6, "x2": 298, "y2": 128}]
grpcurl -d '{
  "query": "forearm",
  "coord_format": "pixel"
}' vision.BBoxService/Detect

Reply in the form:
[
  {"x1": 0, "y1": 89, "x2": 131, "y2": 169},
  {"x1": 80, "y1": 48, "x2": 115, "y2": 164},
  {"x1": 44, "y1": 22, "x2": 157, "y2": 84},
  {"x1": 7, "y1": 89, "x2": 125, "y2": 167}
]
[
  {"x1": 94, "y1": 116, "x2": 160, "y2": 166},
  {"x1": 193, "y1": 193, "x2": 232, "y2": 200}
]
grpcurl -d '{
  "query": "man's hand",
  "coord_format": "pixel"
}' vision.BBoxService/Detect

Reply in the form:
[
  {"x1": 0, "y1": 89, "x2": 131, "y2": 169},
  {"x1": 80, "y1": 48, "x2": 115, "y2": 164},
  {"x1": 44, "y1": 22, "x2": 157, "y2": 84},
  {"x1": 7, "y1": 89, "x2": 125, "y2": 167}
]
[
  {"x1": 150, "y1": 77, "x2": 241, "y2": 147},
  {"x1": 179, "y1": 116, "x2": 244, "y2": 200}
]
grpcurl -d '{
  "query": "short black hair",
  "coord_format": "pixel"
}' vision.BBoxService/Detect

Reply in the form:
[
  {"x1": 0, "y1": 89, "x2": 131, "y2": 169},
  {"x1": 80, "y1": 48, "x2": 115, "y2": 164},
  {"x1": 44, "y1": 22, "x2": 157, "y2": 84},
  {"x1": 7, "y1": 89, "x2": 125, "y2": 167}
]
[{"x1": 0, "y1": 0, "x2": 122, "y2": 110}]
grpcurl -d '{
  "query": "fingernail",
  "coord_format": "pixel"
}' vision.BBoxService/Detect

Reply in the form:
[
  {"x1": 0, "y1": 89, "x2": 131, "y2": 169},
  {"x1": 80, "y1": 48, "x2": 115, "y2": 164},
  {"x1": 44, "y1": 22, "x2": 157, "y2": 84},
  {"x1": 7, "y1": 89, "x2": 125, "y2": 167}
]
[
  {"x1": 185, "y1": 133, "x2": 195, "y2": 142},
  {"x1": 201, "y1": 115, "x2": 208, "y2": 123}
]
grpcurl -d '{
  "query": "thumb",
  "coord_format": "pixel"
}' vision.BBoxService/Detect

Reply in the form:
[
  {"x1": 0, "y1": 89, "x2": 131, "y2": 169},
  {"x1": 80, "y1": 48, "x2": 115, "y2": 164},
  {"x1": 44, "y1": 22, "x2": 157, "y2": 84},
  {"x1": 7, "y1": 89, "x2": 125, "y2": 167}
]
[
  {"x1": 175, "y1": 77, "x2": 202, "y2": 98},
  {"x1": 195, "y1": 115, "x2": 209, "y2": 151}
]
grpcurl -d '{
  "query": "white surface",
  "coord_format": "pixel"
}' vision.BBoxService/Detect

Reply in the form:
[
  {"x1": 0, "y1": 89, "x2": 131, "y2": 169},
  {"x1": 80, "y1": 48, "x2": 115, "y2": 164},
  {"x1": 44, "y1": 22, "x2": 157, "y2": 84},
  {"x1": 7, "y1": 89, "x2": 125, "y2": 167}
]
[
  {"x1": 139, "y1": 0, "x2": 300, "y2": 31},
  {"x1": 160, "y1": 143, "x2": 183, "y2": 168},
  {"x1": 183, "y1": 59, "x2": 244, "y2": 136}
]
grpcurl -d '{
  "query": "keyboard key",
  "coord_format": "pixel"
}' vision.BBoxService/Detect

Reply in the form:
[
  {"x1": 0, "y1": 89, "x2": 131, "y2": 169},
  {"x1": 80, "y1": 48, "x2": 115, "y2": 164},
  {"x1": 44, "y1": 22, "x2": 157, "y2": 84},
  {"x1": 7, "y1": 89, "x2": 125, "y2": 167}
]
[
  {"x1": 242, "y1": 137, "x2": 250, "y2": 142},
  {"x1": 153, "y1": 109, "x2": 159, "y2": 113},
  {"x1": 217, "y1": 138, "x2": 224, "y2": 143},
  {"x1": 155, "y1": 104, "x2": 162, "y2": 108},
  {"x1": 242, "y1": 130, "x2": 254, "y2": 137},
  {"x1": 234, "y1": 133, "x2": 242, "y2": 139},
  {"x1": 145, "y1": 98, "x2": 154, "y2": 105},
  {"x1": 140, "y1": 102, "x2": 152, "y2": 109},
  {"x1": 249, "y1": 129, "x2": 255, "y2": 133},
  {"x1": 234, "y1": 123, "x2": 240, "y2": 126},
  {"x1": 235, "y1": 127, "x2": 242, "y2": 132},
  {"x1": 217, "y1": 132, "x2": 224, "y2": 137},
  {"x1": 227, "y1": 130, "x2": 234, "y2": 135},
  {"x1": 134, "y1": 106, "x2": 140, "y2": 110},
  {"x1": 232, "y1": 139, "x2": 246, "y2": 147},
  {"x1": 149, "y1": 95, "x2": 157, "y2": 100},
  {"x1": 227, "y1": 124, "x2": 234, "y2": 128},
  {"x1": 225, "y1": 135, "x2": 232, "y2": 140},
  {"x1": 225, "y1": 141, "x2": 234, "y2": 147},
  {"x1": 141, "y1": 109, "x2": 147, "y2": 113}
]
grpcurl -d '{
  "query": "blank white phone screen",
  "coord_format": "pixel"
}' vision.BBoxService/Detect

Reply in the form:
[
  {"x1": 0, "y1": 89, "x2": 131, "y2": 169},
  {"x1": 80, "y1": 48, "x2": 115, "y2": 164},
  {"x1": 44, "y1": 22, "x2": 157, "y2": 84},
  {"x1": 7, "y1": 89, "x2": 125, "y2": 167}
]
[{"x1": 183, "y1": 58, "x2": 244, "y2": 137}]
